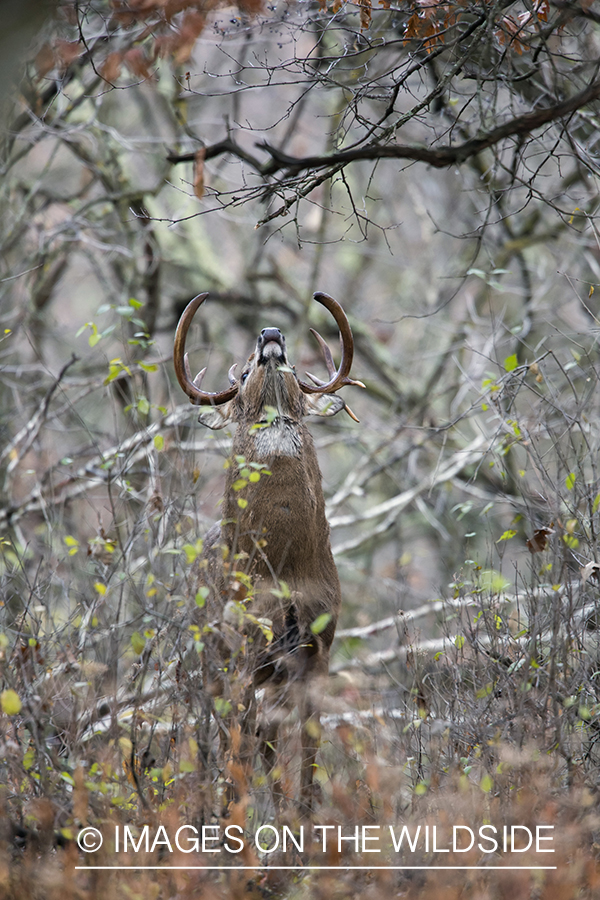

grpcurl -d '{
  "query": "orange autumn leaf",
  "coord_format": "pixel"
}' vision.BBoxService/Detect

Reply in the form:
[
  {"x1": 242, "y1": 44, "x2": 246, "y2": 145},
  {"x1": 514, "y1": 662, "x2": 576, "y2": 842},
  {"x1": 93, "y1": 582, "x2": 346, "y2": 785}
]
[{"x1": 101, "y1": 51, "x2": 123, "y2": 83}]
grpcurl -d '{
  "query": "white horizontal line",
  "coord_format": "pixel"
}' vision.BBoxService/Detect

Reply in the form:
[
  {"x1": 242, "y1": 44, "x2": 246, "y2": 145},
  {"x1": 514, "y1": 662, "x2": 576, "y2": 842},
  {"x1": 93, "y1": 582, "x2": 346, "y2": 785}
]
[{"x1": 74, "y1": 865, "x2": 558, "y2": 871}]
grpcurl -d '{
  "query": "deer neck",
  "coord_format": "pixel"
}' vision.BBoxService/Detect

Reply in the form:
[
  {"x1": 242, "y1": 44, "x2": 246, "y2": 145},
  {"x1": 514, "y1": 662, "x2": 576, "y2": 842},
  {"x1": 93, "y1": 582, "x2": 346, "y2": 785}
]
[{"x1": 247, "y1": 416, "x2": 304, "y2": 459}]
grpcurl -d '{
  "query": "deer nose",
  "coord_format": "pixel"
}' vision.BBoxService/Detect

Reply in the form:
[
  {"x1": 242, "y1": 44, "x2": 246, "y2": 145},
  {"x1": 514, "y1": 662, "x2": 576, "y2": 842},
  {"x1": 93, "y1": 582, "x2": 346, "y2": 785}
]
[{"x1": 261, "y1": 327, "x2": 282, "y2": 341}]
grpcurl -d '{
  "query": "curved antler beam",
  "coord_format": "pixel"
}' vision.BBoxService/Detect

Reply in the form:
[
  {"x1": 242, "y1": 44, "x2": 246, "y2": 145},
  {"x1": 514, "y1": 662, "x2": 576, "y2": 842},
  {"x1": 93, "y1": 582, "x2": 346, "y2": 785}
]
[
  {"x1": 298, "y1": 292, "x2": 366, "y2": 395},
  {"x1": 173, "y1": 293, "x2": 238, "y2": 406}
]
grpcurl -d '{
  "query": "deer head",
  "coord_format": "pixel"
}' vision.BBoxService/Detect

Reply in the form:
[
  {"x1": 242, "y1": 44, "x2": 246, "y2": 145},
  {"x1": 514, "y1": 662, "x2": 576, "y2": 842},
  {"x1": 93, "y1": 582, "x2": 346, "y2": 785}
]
[{"x1": 173, "y1": 291, "x2": 364, "y2": 435}]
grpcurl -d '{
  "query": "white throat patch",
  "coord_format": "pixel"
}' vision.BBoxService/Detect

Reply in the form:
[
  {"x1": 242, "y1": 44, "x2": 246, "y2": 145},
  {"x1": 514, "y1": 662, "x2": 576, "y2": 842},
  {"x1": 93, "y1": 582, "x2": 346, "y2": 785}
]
[{"x1": 252, "y1": 418, "x2": 302, "y2": 458}]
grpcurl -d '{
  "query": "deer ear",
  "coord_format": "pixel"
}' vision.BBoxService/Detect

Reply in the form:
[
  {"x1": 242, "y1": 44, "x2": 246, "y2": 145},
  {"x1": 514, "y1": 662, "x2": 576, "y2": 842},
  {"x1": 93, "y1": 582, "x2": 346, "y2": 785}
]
[
  {"x1": 305, "y1": 393, "x2": 345, "y2": 418},
  {"x1": 198, "y1": 402, "x2": 236, "y2": 430}
]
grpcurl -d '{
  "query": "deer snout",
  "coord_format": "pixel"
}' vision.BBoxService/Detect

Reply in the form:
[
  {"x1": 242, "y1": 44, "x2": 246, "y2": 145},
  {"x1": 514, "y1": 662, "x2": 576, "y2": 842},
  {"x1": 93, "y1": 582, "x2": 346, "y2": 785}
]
[{"x1": 257, "y1": 327, "x2": 287, "y2": 363}]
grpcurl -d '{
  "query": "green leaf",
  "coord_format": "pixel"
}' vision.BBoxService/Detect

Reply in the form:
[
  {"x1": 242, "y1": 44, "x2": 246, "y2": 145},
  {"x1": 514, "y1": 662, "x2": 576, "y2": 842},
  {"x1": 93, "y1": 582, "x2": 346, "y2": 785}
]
[
  {"x1": 137, "y1": 396, "x2": 150, "y2": 415},
  {"x1": 183, "y1": 543, "x2": 199, "y2": 565},
  {"x1": 455, "y1": 635, "x2": 465, "y2": 650},
  {"x1": 137, "y1": 361, "x2": 158, "y2": 373},
  {"x1": 480, "y1": 774, "x2": 493, "y2": 793},
  {"x1": 497, "y1": 529, "x2": 517, "y2": 542},
  {"x1": 153, "y1": 434, "x2": 164, "y2": 451},
  {"x1": 566, "y1": 472, "x2": 576, "y2": 491},
  {"x1": 195, "y1": 587, "x2": 209, "y2": 607},
  {"x1": 504, "y1": 354, "x2": 518, "y2": 372},
  {"x1": 478, "y1": 569, "x2": 511, "y2": 592},
  {"x1": 310, "y1": 613, "x2": 332, "y2": 635},
  {"x1": 131, "y1": 632, "x2": 146, "y2": 655},
  {"x1": 64, "y1": 535, "x2": 79, "y2": 556},
  {"x1": 104, "y1": 358, "x2": 128, "y2": 385},
  {"x1": 270, "y1": 580, "x2": 291, "y2": 600},
  {"x1": 1, "y1": 689, "x2": 22, "y2": 715},
  {"x1": 77, "y1": 322, "x2": 101, "y2": 346},
  {"x1": 213, "y1": 697, "x2": 232, "y2": 717}
]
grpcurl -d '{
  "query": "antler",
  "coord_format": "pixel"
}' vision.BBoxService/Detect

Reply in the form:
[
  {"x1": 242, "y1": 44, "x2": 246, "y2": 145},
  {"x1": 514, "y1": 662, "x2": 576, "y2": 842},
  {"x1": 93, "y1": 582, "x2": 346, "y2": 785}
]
[
  {"x1": 173, "y1": 293, "x2": 238, "y2": 406},
  {"x1": 298, "y1": 292, "x2": 366, "y2": 396}
]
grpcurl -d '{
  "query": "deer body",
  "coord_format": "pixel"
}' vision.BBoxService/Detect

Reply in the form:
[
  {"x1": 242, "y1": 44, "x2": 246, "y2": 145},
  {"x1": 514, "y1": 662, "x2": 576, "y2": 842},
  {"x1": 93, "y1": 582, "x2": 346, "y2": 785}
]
[{"x1": 174, "y1": 296, "x2": 362, "y2": 809}]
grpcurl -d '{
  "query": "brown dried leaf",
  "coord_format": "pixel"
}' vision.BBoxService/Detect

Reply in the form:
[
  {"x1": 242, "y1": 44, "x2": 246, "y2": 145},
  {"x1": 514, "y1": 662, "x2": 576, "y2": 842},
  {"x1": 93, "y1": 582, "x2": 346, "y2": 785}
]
[
  {"x1": 55, "y1": 40, "x2": 83, "y2": 70},
  {"x1": 527, "y1": 524, "x2": 554, "y2": 554},
  {"x1": 173, "y1": 10, "x2": 207, "y2": 64},
  {"x1": 581, "y1": 561, "x2": 600, "y2": 584},
  {"x1": 35, "y1": 44, "x2": 55, "y2": 77},
  {"x1": 123, "y1": 47, "x2": 153, "y2": 80},
  {"x1": 228, "y1": 576, "x2": 247, "y2": 603},
  {"x1": 73, "y1": 767, "x2": 88, "y2": 823},
  {"x1": 360, "y1": 0, "x2": 372, "y2": 30},
  {"x1": 239, "y1": 0, "x2": 265, "y2": 12},
  {"x1": 404, "y1": 12, "x2": 421, "y2": 43},
  {"x1": 423, "y1": 26, "x2": 442, "y2": 53},
  {"x1": 497, "y1": 15, "x2": 526, "y2": 54},
  {"x1": 227, "y1": 798, "x2": 259, "y2": 865},
  {"x1": 101, "y1": 52, "x2": 123, "y2": 83}
]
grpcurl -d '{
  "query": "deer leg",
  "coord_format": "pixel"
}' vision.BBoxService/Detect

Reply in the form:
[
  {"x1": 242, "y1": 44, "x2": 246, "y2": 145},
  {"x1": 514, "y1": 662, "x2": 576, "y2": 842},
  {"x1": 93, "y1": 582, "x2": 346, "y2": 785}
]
[{"x1": 258, "y1": 719, "x2": 285, "y2": 811}]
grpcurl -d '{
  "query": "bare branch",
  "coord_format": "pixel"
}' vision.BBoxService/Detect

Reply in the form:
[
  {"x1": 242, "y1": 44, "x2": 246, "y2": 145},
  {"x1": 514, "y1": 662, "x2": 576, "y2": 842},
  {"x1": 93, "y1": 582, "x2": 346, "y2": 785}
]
[{"x1": 259, "y1": 79, "x2": 600, "y2": 174}]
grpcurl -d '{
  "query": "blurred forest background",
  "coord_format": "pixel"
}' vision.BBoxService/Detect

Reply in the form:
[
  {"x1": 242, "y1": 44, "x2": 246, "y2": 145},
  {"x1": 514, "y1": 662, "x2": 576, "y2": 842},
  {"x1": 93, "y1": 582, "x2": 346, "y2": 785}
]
[{"x1": 2, "y1": 0, "x2": 600, "y2": 896}]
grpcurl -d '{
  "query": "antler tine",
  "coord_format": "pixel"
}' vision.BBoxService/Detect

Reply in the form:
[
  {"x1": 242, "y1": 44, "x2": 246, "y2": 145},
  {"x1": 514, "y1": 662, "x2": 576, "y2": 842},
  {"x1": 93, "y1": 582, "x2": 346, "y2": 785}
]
[
  {"x1": 309, "y1": 326, "x2": 366, "y2": 397},
  {"x1": 305, "y1": 371, "x2": 361, "y2": 421},
  {"x1": 192, "y1": 364, "x2": 207, "y2": 388},
  {"x1": 182, "y1": 351, "x2": 207, "y2": 389},
  {"x1": 298, "y1": 292, "x2": 366, "y2": 395},
  {"x1": 173, "y1": 293, "x2": 238, "y2": 406},
  {"x1": 309, "y1": 327, "x2": 337, "y2": 379}
]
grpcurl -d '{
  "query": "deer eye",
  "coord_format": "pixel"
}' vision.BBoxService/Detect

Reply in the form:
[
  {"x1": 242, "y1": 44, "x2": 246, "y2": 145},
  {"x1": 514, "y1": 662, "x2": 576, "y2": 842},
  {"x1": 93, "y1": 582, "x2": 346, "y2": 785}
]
[{"x1": 241, "y1": 372, "x2": 249, "y2": 383}]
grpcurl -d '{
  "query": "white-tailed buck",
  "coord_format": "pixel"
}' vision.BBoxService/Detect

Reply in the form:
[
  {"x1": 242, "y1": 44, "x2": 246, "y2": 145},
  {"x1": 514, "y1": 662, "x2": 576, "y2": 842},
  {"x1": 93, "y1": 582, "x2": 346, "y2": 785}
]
[{"x1": 174, "y1": 292, "x2": 363, "y2": 810}]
